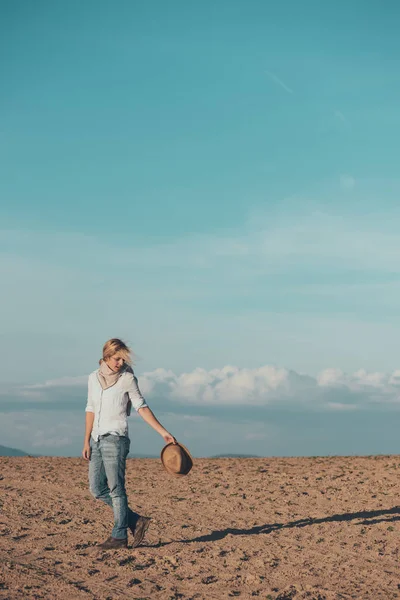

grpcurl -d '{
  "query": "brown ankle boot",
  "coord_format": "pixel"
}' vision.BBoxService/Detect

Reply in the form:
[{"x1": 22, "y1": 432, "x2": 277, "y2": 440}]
[
  {"x1": 98, "y1": 536, "x2": 128, "y2": 550},
  {"x1": 132, "y1": 517, "x2": 151, "y2": 548}
]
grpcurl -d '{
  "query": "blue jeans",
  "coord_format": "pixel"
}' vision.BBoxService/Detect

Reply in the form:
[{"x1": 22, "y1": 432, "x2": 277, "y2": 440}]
[{"x1": 89, "y1": 434, "x2": 139, "y2": 539}]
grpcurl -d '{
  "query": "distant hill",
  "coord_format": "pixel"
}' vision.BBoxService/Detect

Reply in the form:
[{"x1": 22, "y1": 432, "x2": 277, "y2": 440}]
[{"x1": 0, "y1": 444, "x2": 30, "y2": 457}]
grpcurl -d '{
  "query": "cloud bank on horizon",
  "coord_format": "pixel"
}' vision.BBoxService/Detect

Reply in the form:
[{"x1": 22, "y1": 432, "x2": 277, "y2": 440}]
[
  {"x1": 2, "y1": 362, "x2": 400, "y2": 458},
  {"x1": 12, "y1": 363, "x2": 400, "y2": 410}
]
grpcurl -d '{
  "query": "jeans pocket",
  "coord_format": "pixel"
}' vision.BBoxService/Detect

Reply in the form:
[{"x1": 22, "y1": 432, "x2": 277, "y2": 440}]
[{"x1": 106, "y1": 435, "x2": 130, "y2": 452}]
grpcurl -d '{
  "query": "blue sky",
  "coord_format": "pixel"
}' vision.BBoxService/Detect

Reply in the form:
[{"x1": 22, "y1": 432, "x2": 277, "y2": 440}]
[{"x1": 2, "y1": 0, "x2": 400, "y2": 456}]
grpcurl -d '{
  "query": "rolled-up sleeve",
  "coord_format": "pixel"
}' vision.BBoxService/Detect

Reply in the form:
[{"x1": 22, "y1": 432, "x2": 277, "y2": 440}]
[
  {"x1": 85, "y1": 375, "x2": 95, "y2": 413},
  {"x1": 126, "y1": 373, "x2": 148, "y2": 412}
]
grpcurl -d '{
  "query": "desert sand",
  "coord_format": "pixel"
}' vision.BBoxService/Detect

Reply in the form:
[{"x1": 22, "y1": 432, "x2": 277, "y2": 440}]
[{"x1": 1, "y1": 455, "x2": 400, "y2": 599}]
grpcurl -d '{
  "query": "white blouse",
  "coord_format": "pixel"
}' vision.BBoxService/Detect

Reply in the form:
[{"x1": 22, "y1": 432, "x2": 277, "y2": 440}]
[{"x1": 85, "y1": 369, "x2": 148, "y2": 441}]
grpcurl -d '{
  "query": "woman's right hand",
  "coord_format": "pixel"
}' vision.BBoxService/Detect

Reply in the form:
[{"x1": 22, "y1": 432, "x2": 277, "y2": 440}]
[
  {"x1": 162, "y1": 432, "x2": 177, "y2": 445},
  {"x1": 82, "y1": 441, "x2": 91, "y2": 460}
]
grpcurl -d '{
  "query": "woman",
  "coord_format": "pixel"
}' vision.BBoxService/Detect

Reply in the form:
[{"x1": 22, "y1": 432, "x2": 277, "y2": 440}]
[{"x1": 82, "y1": 338, "x2": 175, "y2": 550}]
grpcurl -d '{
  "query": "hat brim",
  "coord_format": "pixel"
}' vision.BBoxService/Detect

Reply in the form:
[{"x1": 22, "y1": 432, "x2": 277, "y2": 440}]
[{"x1": 161, "y1": 442, "x2": 193, "y2": 477}]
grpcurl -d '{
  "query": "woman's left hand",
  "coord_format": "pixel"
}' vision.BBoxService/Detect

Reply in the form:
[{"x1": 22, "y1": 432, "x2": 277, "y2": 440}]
[{"x1": 162, "y1": 432, "x2": 176, "y2": 445}]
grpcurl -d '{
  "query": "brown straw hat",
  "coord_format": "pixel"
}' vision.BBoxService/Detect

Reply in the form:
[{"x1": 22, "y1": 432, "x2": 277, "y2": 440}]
[{"x1": 161, "y1": 441, "x2": 193, "y2": 477}]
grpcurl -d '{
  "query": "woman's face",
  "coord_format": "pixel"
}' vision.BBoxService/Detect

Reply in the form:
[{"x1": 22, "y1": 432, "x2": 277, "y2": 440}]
[{"x1": 106, "y1": 354, "x2": 125, "y2": 372}]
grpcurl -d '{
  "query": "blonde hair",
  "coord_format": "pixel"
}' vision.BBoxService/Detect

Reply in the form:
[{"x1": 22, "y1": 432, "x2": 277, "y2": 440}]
[{"x1": 100, "y1": 338, "x2": 133, "y2": 365}]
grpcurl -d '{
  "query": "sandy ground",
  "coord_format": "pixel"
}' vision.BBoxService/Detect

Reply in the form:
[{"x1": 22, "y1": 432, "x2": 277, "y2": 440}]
[{"x1": 1, "y1": 455, "x2": 400, "y2": 599}]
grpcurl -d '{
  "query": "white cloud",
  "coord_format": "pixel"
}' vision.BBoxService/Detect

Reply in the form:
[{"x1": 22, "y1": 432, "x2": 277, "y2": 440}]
[
  {"x1": 8, "y1": 364, "x2": 400, "y2": 410},
  {"x1": 317, "y1": 367, "x2": 388, "y2": 391},
  {"x1": 168, "y1": 365, "x2": 296, "y2": 404},
  {"x1": 24, "y1": 376, "x2": 88, "y2": 390},
  {"x1": 389, "y1": 370, "x2": 400, "y2": 386},
  {"x1": 317, "y1": 368, "x2": 344, "y2": 387},
  {"x1": 160, "y1": 364, "x2": 400, "y2": 407}
]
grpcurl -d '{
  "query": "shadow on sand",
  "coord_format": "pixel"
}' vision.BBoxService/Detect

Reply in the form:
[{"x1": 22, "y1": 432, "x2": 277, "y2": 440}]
[{"x1": 146, "y1": 506, "x2": 400, "y2": 547}]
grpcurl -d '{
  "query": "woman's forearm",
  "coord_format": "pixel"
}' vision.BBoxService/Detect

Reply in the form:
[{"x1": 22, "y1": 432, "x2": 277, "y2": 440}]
[
  {"x1": 84, "y1": 411, "x2": 95, "y2": 442},
  {"x1": 138, "y1": 407, "x2": 168, "y2": 436}
]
